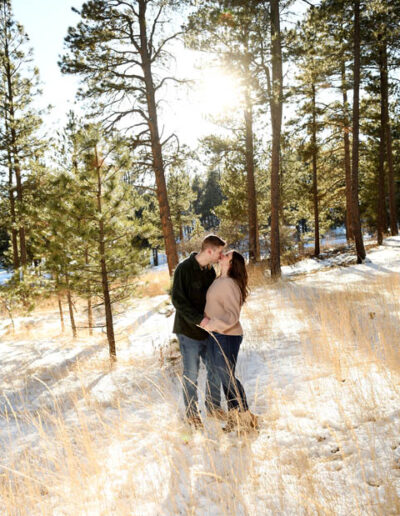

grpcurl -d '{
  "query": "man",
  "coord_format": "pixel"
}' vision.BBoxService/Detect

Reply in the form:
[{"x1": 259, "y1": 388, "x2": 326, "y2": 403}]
[{"x1": 171, "y1": 234, "x2": 226, "y2": 429}]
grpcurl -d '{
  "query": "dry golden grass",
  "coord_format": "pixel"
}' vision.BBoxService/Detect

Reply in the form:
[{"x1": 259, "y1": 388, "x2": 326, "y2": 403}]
[
  {"x1": 243, "y1": 267, "x2": 400, "y2": 514},
  {"x1": 135, "y1": 268, "x2": 171, "y2": 297},
  {"x1": 0, "y1": 265, "x2": 170, "y2": 327},
  {"x1": 247, "y1": 260, "x2": 273, "y2": 290}
]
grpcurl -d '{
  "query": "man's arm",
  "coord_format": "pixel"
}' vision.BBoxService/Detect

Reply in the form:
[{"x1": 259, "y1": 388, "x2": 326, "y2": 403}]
[{"x1": 171, "y1": 265, "x2": 204, "y2": 325}]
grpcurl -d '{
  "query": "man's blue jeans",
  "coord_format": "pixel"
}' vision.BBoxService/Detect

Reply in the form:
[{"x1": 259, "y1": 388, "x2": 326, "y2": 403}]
[{"x1": 177, "y1": 333, "x2": 221, "y2": 418}]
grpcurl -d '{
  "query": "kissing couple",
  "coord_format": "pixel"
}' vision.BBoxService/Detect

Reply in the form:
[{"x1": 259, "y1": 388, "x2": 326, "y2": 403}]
[{"x1": 171, "y1": 234, "x2": 258, "y2": 432}]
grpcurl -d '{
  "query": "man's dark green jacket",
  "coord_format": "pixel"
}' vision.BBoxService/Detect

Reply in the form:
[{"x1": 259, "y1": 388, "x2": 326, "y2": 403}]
[{"x1": 171, "y1": 252, "x2": 216, "y2": 340}]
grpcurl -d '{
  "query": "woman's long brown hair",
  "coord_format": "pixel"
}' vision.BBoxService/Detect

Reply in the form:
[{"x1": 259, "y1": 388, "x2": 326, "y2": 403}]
[{"x1": 228, "y1": 251, "x2": 249, "y2": 304}]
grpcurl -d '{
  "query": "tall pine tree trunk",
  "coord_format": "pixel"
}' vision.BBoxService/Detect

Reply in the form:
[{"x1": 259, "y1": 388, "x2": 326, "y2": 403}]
[
  {"x1": 99, "y1": 239, "x2": 115, "y2": 359},
  {"x1": 65, "y1": 276, "x2": 77, "y2": 338},
  {"x1": 95, "y1": 147, "x2": 116, "y2": 361},
  {"x1": 269, "y1": 0, "x2": 282, "y2": 279},
  {"x1": 341, "y1": 60, "x2": 353, "y2": 241},
  {"x1": 351, "y1": 0, "x2": 366, "y2": 263},
  {"x1": 138, "y1": 0, "x2": 178, "y2": 276},
  {"x1": 85, "y1": 248, "x2": 93, "y2": 336},
  {"x1": 244, "y1": 84, "x2": 260, "y2": 263},
  {"x1": 8, "y1": 183, "x2": 19, "y2": 269},
  {"x1": 58, "y1": 295, "x2": 65, "y2": 333},
  {"x1": 381, "y1": 39, "x2": 398, "y2": 235},
  {"x1": 55, "y1": 274, "x2": 65, "y2": 332},
  {"x1": 4, "y1": 24, "x2": 27, "y2": 265},
  {"x1": 153, "y1": 248, "x2": 158, "y2": 266},
  {"x1": 386, "y1": 123, "x2": 397, "y2": 235},
  {"x1": 377, "y1": 38, "x2": 387, "y2": 245},
  {"x1": 311, "y1": 84, "x2": 320, "y2": 257},
  {"x1": 13, "y1": 159, "x2": 27, "y2": 265},
  {"x1": 55, "y1": 275, "x2": 65, "y2": 332},
  {"x1": 87, "y1": 296, "x2": 93, "y2": 336},
  {"x1": 5, "y1": 127, "x2": 19, "y2": 268}
]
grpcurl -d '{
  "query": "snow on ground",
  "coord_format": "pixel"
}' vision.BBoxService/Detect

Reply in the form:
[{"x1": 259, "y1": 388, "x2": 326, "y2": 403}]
[
  {"x1": 0, "y1": 269, "x2": 12, "y2": 286},
  {"x1": 1, "y1": 238, "x2": 400, "y2": 515}
]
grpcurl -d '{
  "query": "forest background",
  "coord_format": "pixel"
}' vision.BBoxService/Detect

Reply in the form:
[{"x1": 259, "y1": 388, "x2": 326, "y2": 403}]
[{"x1": 1, "y1": 0, "x2": 399, "y2": 359}]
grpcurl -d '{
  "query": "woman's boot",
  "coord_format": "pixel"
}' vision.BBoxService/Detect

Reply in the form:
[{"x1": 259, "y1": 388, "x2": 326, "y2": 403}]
[
  {"x1": 223, "y1": 410, "x2": 259, "y2": 433},
  {"x1": 239, "y1": 410, "x2": 259, "y2": 431}
]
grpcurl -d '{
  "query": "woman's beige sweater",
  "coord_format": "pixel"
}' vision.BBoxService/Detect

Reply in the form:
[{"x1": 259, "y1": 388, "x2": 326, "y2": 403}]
[{"x1": 204, "y1": 276, "x2": 243, "y2": 335}]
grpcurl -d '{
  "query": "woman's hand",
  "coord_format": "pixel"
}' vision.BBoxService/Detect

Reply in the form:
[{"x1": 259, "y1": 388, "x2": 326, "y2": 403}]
[{"x1": 199, "y1": 316, "x2": 210, "y2": 328}]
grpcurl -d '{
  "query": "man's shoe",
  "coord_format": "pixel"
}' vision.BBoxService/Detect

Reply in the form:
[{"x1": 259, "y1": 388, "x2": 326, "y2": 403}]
[
  {"x1": 185, "y1": 414, "x2": 204, "y2": 430},
  {"x1": 207, "y1": 407, "x2": 228, "y2": 421}
]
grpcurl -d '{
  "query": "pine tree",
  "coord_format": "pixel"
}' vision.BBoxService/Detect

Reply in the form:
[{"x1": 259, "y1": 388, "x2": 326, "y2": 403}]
[
  {"x1": 73, "y1": 126, "x2": 147, "y2": 359},
  {"x1": 60, "y1": 0, "x2": 181, "y2": 274},
  {"x1": 185, "y1": 0, "x2": 268, "y2": 261},
  {"x1": 199, "y1": 132, "x2": 269, "y2": 249},
  {"x1": 199, "y1": 169, "x2": 223, "y2": 231},
  {"x1": 0, "y1": 0, "x2": 45, "y2": 269},
  {"x1": 167, "y1": 167, "x2": 197, "y2": 243},
  {"x1": 203, "y1": 135, "x2": 248, "y2": 243},
  {"x1": 287, "y1": 11, "x2": 331, "y2": 256},
  {"x1": 307, "y1": 0, "x2": 355, "y2": 241},
  {"x1": 269, "y1": 0, "x2": 283, "y2": 278},
  {"x1": 351, "y1": 0, "x2": 366, "y2": 262},
  {"x1": 135, "y1": 190, "x2": 164, "y2": 266},
  {"x1": 36, "y1": 120, "x2": 147, "y2": 359},
  {"x1": 364, "y1": 0, "x2": 400, "y2": 239},
  {"x1": 191, "y1": 174, "x2": 205, "y2": 220},
  {"x1": 31, "y1": 166, "x2": 82, "y2": 337}
]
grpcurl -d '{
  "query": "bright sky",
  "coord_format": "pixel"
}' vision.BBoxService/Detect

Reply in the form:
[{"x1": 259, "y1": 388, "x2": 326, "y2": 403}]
[{"x1": 13, "y1": 0, "x2": 83, "y2": 131}]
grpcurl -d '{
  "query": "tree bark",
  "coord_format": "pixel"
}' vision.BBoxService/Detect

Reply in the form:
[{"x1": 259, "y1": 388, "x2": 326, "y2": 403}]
[
  {"x1": 3, "y1": 15, "x2": 27, "y2": 266},
  {"x1": 95, "y1": 146, "x2": 116, "y2": 361},
  {"x1": 58, "y1": 294, "x2": 65, "y2": 333},
  {"x1": 311, "y1": 84, "x2": 320, "y2": 257},
  {"x1": 386, "y1": 123, "x2": 397, "y2": 235},
  {"x1": 351, "y1": 0, "x2": 366, "y2": 263},
  {"x1": 138, "y1": 0, "x2": 178, "y2": 276},
  {"x1": 13, "y1": 158, "x2": 27, "y2": 265},
  {"x1": 85, "y1": 248, "x2": 93, "y2": 336},
  {"x1": 244, "y1": 85, "x2": 260, "y2": 262},
  {"x1": 176, "y1": 210, "x2": 183, "y2": 242},
  {"x1": 55, "y1": 274, "x2": 65, "y2": 332},
  {"x1": 269, "y1": 0, "x2": 282, "y2": 279},
  {"x1": 8, "y1": 183, "x2": 19, "y2": 269},
  {"x1": 87, "y1": 296, "x2": 93, "y2": 336},
  {"x1": 5, "y1": 117, "x2": 20, "y2": 269},
  {"x1": 341, "y1": 60, "x2": 353, "y2": 242},
  {"x1": 153, "y1": 248, "x2": 159, "y2": 266},
  {"x1": 377, "y1": 38, "x2": 387, "y2": 245},
  {"x1": 65, "y1": 279, "x2": 77, "y2": 338},
  {"x1": 381, "y1": 39, "x2": 398, "y2": 235}
]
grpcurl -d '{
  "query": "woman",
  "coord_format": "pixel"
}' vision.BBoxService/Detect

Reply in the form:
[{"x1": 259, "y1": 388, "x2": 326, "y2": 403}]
[{"x1": 200, "y1": 250, "x2": 258, "y2": 432}]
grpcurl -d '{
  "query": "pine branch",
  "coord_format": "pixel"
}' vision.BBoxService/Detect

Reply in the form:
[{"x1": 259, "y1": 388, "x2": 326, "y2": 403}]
[{"x1": 151, "y1": 31, "x2": 184, "y2": 63}]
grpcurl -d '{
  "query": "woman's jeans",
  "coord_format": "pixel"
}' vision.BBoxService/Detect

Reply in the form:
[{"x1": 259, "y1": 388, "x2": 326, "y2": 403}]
[
  {"x1": 209, "y1": 332, "x2": 249, "y2": 412},
  {"x1": 177, "y1": 333, "x2": 221, "y2": 418}
]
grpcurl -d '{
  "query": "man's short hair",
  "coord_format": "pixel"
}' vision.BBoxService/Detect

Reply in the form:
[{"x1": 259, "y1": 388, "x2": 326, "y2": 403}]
[{"x1": 201, "y1": 234, "x2": 226, "y2": 251}]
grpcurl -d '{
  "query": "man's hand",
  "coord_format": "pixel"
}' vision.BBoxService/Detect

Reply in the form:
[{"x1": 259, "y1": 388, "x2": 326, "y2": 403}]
[{"x1": 199, "y1": 316, "x2": 210, "y2": 328}]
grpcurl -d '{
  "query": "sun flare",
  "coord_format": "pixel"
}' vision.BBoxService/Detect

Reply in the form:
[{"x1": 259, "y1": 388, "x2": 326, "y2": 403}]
[{"x1": 198, "y1": 70, "x2": 242, "y2": 115}]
